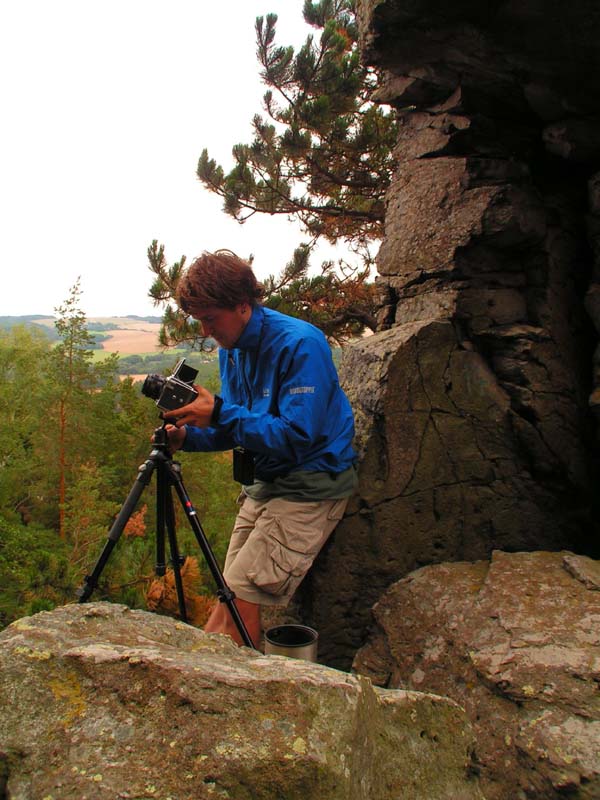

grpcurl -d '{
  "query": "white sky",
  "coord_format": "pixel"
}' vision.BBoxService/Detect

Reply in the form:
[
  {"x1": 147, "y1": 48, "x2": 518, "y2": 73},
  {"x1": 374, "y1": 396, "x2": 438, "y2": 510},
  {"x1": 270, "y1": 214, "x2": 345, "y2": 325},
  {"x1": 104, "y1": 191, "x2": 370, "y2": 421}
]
[{"x1": 0, "y1": 0, "x2": 340, "y2": 318}]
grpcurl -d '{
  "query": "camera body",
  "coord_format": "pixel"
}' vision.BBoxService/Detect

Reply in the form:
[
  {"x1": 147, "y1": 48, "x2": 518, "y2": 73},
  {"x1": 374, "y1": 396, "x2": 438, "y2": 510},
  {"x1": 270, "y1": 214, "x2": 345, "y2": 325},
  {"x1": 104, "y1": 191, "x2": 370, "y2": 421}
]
[{"x1": 142, "y1": 358, "x2": 199, "y2": 412}]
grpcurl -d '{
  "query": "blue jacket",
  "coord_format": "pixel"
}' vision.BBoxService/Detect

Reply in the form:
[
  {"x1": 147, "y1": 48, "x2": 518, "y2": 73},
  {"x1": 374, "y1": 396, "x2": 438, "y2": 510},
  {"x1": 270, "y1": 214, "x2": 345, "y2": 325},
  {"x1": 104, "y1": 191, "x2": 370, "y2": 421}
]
[{"x1": 182, "y1": 305, "x2": 356, "y2": 480}]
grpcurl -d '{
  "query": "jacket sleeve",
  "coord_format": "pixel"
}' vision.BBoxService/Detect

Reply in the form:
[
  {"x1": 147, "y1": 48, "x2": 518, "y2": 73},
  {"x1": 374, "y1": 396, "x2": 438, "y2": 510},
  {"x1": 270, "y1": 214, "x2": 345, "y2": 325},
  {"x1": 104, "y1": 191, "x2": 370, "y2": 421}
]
[
  {"x1": 181, "y1": 349, "x2": 237, "y2": 453},
  {"x1": 214, "y1": 336, "x2": 333, "y2": 465},
  {"x1": 181, "y1": 426, "x2": 236, "y2": 453}
]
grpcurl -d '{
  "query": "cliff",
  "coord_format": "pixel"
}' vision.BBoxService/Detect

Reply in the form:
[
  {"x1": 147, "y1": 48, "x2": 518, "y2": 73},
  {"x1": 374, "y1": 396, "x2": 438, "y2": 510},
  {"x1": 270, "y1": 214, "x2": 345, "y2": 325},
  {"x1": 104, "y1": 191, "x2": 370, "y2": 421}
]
[{"x1": 291, "y1": 0, "x2": 600, "y2": 670}]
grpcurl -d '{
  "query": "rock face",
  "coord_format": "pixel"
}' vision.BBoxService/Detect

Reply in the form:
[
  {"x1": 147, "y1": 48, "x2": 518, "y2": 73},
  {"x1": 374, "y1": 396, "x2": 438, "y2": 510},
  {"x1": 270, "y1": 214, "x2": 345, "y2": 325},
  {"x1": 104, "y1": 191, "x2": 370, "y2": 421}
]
[
  {"x1": 354, "y1": 551, "x2": 600, "y2": 800},
  {"x1": 0, "y1": 603, "x2": 484, "y2": 800},
  {"x1": 289, "y1": 0, "x2": 600, "y2": 670}
]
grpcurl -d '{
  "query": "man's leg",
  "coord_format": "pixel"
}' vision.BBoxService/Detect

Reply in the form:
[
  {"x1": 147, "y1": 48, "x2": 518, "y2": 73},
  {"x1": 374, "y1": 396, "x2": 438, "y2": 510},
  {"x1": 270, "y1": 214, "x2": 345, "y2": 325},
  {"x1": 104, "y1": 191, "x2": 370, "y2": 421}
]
[
  {"x1": 204, "y1": 597, "x2": 261, "y2": 648},
  {"x1": 203, "y1": 494, "x2": 348, "y2": 648},
  {"x1": 203, "y1": 494, "x2": 261, "y2": 647}
]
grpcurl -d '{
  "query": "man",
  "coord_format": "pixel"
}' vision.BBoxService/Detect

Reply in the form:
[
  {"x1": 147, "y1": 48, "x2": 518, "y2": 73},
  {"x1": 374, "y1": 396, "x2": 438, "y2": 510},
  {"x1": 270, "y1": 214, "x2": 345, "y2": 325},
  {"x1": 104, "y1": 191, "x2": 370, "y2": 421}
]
[{"x1": 163, "y1": 250, "x2": 357, "y2": 648}]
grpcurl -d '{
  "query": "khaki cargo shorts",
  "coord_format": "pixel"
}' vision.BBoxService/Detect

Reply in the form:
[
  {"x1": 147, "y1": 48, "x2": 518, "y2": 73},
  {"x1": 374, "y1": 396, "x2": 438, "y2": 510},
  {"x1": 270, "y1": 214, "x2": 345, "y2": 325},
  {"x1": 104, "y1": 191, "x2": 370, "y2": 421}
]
[{"x1": 223, "y1": 495, "x2": 349, "y2": 606}]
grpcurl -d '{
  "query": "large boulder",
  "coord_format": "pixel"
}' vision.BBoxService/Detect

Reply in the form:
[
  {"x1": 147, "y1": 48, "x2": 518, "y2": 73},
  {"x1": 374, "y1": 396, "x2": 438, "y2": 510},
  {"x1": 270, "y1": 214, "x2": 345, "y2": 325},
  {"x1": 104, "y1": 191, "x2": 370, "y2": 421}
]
[
  {"x1": 0, "y1": 602, "x2": 484, "y2": 800},
  {"x1": 294, "y1": 317, "x2": 582, "y2": 669},
  {"x1": 353, "y1": 551, "x2": 600, "y2": 800}
]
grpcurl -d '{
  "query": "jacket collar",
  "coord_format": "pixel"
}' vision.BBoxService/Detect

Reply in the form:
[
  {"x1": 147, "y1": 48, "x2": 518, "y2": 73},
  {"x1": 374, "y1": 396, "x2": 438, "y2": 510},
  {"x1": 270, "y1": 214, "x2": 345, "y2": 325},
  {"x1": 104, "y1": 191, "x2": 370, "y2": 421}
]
[{"x1": 232, "y1": 304, "x2": 264, "y2": 351}]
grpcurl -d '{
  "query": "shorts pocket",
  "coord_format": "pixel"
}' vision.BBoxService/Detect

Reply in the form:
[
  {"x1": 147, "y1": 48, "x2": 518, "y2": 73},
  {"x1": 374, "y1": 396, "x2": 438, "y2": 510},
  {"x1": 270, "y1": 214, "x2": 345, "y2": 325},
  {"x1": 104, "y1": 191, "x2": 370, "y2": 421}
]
[
  {"x1": 254, "y1": 543, "x2": 313, "y2": 596},
  {"x1": 247, "y1": 522, "x2": 314, "y2": 597}
]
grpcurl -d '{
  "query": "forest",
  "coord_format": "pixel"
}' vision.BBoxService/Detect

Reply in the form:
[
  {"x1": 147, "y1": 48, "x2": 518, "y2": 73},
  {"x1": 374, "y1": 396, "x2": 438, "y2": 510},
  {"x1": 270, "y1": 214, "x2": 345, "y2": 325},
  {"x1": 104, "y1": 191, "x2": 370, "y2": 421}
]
[{"x1": 0, "y1": 284, "x2": 239, "y2": 628}]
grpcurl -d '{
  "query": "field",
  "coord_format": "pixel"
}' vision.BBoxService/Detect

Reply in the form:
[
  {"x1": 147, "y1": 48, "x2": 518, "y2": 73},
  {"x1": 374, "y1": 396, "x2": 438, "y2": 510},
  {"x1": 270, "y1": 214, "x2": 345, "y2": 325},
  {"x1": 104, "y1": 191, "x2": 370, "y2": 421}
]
[
  {"x1": 24, "y1": 316, "x2": 164, "y2": 355},
  {"x1": 99, "y1": 326, "x2": 162, "y2": 354},
  {"x1": 88, "y1": 318, "x2": 163, "y2": 354}
]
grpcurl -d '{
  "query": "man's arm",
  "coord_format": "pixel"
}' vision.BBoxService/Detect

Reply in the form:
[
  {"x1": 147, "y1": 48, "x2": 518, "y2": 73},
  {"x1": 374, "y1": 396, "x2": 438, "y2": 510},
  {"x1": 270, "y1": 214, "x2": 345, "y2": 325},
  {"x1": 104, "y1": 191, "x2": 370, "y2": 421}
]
[
  {"x1": 162, "y1": 335, "x2": 342, "y2": 463},
  {"x1": 162, "y1": 386, "x2": 236, "y2": 452}
]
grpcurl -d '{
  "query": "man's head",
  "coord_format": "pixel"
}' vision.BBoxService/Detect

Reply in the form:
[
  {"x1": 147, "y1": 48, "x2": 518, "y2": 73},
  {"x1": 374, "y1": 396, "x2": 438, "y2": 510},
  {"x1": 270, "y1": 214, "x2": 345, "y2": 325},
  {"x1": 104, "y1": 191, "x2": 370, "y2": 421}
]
[{"x1": 177, "y1": 250, "x2": 264, "y2": 348}]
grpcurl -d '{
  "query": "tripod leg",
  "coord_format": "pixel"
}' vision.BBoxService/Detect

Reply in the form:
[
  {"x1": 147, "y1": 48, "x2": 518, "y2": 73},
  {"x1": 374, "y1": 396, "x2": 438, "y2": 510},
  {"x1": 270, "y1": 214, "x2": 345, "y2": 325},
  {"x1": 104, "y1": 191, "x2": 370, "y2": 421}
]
[
  {"x1": 162, "y1": 471, "x2": 188, "y2": 623},
  {"x1": 155, "y1": 461, "x2": 168, "y2": 577},
  {"x1": 166, "y1": 460, "x2": 256, "y2": 649},
  {"x1": 77, "y1": 457, "x2": 156, "y2": 603}
]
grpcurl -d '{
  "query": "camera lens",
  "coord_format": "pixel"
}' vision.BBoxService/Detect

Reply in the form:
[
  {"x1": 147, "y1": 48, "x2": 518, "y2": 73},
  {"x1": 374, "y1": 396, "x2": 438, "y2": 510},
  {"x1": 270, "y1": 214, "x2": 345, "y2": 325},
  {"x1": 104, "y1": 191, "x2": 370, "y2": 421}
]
[{"x1": 141, "y1": 374, "x2": 165, "y2": 401}]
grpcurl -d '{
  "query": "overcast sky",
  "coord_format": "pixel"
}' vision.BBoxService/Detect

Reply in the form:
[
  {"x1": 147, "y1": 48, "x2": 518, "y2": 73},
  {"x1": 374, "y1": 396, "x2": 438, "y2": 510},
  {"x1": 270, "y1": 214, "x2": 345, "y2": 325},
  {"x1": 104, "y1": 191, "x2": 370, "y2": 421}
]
[{"x1": 0, "y1": 1, "x2": 335, "y2": 317}]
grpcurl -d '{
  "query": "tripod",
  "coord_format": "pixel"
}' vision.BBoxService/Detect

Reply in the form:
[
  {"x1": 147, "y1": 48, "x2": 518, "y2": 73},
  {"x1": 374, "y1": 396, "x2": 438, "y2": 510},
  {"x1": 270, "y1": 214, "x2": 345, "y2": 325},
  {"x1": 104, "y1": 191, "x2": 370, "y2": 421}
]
[{"x1": 77, "y1": 424, "x2": 255, "y2": 648}]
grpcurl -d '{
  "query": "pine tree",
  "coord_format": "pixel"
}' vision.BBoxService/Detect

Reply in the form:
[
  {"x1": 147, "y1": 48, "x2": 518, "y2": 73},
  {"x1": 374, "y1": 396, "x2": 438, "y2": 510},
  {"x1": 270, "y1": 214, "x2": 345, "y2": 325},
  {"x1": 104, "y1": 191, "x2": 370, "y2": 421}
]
[
  {"x1": 148, "y1": 239, "x2": 378, "y2": 347},
  {"x1": 47, "y1": 280, "x2": 100, "y2": 538},
  {"x1": 149, "y1": 1, "x2": 395, "y2": 347},
  {"x1": 29, "y1": 280, "x2": 126, "y2": 539},
  {"x1": 198, "y1": 1, "x2": 397, "y2": 246},
  {"x1": 0, "y1": 325, "x2": 52, "y2": 522}
]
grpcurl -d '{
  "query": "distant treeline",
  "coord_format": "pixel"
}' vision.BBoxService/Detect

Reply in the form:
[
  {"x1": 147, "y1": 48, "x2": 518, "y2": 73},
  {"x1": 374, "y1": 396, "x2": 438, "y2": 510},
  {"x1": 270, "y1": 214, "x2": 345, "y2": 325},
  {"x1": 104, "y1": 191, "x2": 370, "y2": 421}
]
[
  {"x1": 0, "y1": 317, "x2": 60, "y2": 342},
  {"x1": 1, "y1": 314, "x2": 161, "y2": 335},
  {"x1": 121, "y1": 352, "x2": 219, "y2": 388},
  {"x1": 0, "y1": 316, "x2": 162, "y2": 353},
  {"x1": 0, "y1": 318, "x2": 111, "y2": 349},
  {"x1": 0, "y1": 315, "x2": 52, "y2": 324},
  {"x1": 0, "y1": 314, "x2": 162, "y2": 325},
  {"x1": 88, "y1": 322, "x2": 120, "y2": 331},
  {"x1": 124, "y1": 315, "x2": 163, "y2": 323}
]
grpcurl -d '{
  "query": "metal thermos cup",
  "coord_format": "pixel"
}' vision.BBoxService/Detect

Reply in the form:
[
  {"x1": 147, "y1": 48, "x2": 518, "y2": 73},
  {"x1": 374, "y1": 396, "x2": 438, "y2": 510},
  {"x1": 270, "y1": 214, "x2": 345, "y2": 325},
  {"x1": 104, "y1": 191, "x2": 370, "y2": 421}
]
[{"x1": 264, "y1": 624, "x2": 318, "y2": 662}]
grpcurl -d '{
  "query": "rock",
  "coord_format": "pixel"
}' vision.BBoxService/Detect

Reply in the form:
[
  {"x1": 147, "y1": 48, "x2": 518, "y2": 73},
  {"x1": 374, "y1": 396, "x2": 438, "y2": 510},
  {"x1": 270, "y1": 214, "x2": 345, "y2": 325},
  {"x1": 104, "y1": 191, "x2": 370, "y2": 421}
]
[
  {"x1": 295, "y1": 314, "x2": 585, "y2": 670},
  {"x1": 353, "y1": 551, "x2": 600, "y2": 800},
  {"x1": 357, "y1": 0, "x2": 600, "y2": 120},
  {"x1": 543, "y1": 119, "x2": 600, "y2": 163},
  {"x1": 584, "y1": 284, "x2": 600, "y2": 335},
  {"x1": 300, "y1": 0, "x2": 600, "y2": 670},
  {"x1": 0, "y1": 602, "x2": 484, "y2": 800}
]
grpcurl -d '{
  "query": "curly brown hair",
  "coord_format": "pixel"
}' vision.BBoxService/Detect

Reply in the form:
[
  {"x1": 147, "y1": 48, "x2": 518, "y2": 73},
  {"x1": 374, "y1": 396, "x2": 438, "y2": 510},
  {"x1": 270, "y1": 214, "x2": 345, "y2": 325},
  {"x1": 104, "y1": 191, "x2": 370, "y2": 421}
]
[{"x1": 177, "y1": 250, "x2": 264, "y2": 312}]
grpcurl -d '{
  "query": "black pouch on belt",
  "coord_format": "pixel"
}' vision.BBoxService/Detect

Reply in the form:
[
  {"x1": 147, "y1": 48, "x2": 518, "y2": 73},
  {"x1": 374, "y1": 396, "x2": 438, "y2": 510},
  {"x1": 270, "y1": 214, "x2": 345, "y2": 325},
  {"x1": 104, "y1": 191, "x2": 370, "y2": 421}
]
[{"x1": 233, "y1": 447, "x2": 255, "y2": 484}]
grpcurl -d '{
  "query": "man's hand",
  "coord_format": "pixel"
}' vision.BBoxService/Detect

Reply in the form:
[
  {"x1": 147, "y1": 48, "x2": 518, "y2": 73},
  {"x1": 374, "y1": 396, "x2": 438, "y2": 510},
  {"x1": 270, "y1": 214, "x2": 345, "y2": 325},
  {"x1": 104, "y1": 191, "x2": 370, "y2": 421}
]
[
  {"x1": 163, "y1": 385, "x2": 215, "y2": 429},
  {"x1": 162, "y1": 424, "x2": 187, "y2": 454}
]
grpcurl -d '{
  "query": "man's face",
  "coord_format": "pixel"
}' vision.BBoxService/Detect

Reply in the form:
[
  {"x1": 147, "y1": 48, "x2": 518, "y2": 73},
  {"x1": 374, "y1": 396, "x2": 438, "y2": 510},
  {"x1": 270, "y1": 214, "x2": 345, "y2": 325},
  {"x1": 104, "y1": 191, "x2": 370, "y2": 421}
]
[{"x1": 188, "y1": 303, "x2": 250, "y2": 349}]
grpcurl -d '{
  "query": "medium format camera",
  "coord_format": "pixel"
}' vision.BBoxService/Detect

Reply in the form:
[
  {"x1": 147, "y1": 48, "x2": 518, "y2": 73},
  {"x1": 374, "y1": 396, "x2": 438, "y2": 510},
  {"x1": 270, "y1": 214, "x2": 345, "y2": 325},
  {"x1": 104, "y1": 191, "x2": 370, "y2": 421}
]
[{"x1": 142, "y1": 358, "x2": 199, "y2": 412}]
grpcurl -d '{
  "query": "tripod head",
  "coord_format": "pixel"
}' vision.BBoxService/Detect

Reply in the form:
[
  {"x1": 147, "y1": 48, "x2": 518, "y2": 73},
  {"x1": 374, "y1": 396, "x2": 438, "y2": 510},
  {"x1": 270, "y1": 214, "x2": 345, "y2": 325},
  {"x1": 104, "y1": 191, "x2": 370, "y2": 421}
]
[{"x1": 151, "y1": 420, "x2": 177, "y2": 458}]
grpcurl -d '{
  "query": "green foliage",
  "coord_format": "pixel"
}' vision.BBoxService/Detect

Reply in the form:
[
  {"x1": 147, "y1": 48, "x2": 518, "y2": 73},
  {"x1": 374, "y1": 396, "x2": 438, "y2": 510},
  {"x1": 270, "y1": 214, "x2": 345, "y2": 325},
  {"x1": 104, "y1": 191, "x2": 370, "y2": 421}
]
[
  {"x1": 0, "y1": 516, "x2": 74, "y2": 627},
  {"x1": 0, "y1": 286, "x2": 240, "y2": 628},
  {"x1": 0, "y1": 325, "x2": 53, "y2": 518},
  {"x1": 118, "y1": 351, "x2": 218, "y2": 381},
  {"x1": 149, "y1": 240, "x2": 378, "y2": 347},
  {"x1": 149, "y1": 2, "x2": 393, "y2": 349},
  {"x1": 261, "y1": 243, "x2": 377, "y2": 343},
  {"x1": 62, "y1": 462, "x2": 122, "y2": 569},
  {"x1": 197, "y1": 1, "x2": 397, "y2": 246},
  {"x1": 147, "y1": 241, "x2": 204, "y2": 350},
  {"x1": 0, "y1": 316, "x2": 60, "y2": 341}
]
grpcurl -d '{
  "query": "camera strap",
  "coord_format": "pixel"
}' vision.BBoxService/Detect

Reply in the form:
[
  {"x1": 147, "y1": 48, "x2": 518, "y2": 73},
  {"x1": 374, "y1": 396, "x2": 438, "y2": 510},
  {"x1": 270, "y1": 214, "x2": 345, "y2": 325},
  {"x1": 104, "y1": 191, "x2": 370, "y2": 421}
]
[
  {"x1": 238, "y1": 311, "x2": 266, "y2": 411},
  {"x1": 241, "y1": 352, "x2": 253, "y2": 410}
]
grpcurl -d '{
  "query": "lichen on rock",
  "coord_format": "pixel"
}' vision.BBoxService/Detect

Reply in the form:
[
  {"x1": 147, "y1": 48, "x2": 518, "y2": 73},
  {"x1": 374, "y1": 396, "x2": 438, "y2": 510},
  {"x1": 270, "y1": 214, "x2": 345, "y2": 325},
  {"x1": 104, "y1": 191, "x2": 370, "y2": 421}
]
[{"x1": 0, "y1": 602, "x2": 484, "y2": 800}]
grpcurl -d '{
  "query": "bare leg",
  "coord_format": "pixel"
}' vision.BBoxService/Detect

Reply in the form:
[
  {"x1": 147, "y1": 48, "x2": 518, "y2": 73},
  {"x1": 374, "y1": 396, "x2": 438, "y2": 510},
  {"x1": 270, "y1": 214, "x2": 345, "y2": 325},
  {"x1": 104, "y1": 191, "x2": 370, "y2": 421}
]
[{"x1": 204, "y1": 598, "x2": 260, "y2": 649}]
